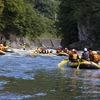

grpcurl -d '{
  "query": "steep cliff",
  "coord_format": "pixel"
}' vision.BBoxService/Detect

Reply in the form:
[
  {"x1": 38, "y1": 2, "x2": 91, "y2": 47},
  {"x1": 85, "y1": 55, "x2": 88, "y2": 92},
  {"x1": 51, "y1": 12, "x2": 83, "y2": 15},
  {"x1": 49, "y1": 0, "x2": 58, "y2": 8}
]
[{"x1": 69, "y1": 19, "x2": 96, "y2": 50}]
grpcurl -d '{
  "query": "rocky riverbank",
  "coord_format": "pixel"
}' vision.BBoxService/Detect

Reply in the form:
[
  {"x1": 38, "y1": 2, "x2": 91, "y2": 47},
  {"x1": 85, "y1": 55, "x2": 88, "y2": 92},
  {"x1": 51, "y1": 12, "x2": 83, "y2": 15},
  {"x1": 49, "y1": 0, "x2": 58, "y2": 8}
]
[{"x1": 0, "y1": 34, "x2": 61, "y2": 50}]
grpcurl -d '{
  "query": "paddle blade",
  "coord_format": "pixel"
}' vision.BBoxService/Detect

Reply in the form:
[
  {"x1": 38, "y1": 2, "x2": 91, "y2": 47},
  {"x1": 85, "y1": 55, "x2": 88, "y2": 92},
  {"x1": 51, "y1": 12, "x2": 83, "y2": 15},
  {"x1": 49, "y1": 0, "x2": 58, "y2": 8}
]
[
  {"x1": 77, "y1": 65, "x2": 79, "y2": 70},
  {"x1": 58, "y1": 59, "x2": 68, "y2": 67},
  {"x1": 4, "y1": 46, "x2": 9, "y2": 48},
  {"x1": 77, "y1": 61, "x2": 80, "y2": 70}
]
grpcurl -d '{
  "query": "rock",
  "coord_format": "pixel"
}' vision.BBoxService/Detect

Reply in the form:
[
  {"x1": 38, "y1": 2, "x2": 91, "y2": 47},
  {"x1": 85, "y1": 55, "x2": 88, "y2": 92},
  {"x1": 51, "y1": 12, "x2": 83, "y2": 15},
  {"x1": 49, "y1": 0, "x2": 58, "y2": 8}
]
[
  {"x1": 69, "y1": 40, "x2": 93, "y2": 50},
  {"x1": 0, "y1": 33, "x2": 61, "y2": 49},
  {"x1": 8, "y1": 38, "x2": 61, "y2": 49},
  {"x1": 39, "y1": 38, "x2": 61, "y2": 48}
]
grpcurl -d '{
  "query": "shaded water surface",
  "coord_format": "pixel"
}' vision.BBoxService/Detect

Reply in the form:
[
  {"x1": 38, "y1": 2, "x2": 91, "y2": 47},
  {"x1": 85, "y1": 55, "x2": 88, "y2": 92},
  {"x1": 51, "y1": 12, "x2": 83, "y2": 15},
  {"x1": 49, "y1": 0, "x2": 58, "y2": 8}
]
[{"x1": 0, "y1": 53, "x2": 100, "y2": 100}]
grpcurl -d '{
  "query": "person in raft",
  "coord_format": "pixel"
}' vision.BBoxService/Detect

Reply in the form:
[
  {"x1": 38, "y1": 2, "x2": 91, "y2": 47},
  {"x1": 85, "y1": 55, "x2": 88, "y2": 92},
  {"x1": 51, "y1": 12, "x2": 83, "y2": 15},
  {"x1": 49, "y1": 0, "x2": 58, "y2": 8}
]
[
  {"x1": 69, "y1": 49, "x2": 79, "y2": 62},
  {"x1": 91, "y1": 51, "x2": 100, "y2": 64},
  {"x1": 81, "y1": 48, "x2": 89, "y2": 61},
  {"x1": 56, "y1": 46, "x2": 62, "y2": 53},
  {"x1": 0, "y1": 44, "x2": 5, "y2": 51}
]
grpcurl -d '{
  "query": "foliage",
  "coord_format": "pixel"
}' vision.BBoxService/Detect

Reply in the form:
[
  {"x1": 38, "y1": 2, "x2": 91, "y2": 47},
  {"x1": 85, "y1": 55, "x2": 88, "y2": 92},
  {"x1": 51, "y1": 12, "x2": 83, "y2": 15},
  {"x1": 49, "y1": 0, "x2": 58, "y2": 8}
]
[
  {"x1": 1, "y1": 0, "x2": 26, "y2": 35},
  {"x1": 0, "y1": 0, "x2": 60, "y2": 40},
  {"x1": 22, "y1": 3, "x2": 45, "y2": 39},
  {"x1": 57, "y1": 0, "x2": 78, "y2": 47},
  {"x1": 57, "y1": 0, "x2": 100, "y2": 47},
  {"x1": 0, "y1": 0, "x2": 4, "y2": 31},
  {"x1": 34, "y1": 0, "x2": 60, "y2": 20},
  {"x1": 0, "y1": 0, "x2": 4, "y2": 15}
]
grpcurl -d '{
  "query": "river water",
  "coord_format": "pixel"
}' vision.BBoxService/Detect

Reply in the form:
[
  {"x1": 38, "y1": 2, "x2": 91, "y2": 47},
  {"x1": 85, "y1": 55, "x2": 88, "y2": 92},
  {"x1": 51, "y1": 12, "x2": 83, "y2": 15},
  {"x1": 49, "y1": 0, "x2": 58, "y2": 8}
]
[{"x1": 0, "y1": 52, "x2": 100, "y2": 100}]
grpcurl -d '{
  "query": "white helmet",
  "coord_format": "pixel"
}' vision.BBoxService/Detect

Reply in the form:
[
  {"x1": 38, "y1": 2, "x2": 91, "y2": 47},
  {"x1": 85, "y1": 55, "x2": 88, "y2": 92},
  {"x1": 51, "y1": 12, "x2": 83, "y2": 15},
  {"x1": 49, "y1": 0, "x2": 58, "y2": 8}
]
[
  {"x1": 84, "y1": 48, "x2": 87, "y2": 51},
  {"x1": 72, "y1": 49, "x2": 75, "y2": 52},
  {"x1": 92, "y1": 51, "x2": 97, "y2": 54},
  {"x1": 0, "y1": 44, "x2": 3, "y2": 46}
]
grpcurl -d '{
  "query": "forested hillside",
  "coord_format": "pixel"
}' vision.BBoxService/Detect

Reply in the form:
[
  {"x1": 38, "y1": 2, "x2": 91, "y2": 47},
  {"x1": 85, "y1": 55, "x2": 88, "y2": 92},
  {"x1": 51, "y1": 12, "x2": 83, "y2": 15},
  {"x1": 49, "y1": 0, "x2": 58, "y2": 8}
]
[{"x1": 0, "y1": 0, "x2": 60, "y2": 41}]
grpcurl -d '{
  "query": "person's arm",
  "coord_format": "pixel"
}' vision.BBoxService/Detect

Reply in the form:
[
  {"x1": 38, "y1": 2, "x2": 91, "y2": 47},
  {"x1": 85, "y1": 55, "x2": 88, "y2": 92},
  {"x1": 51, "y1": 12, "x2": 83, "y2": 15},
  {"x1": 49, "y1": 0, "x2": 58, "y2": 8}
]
[
  {"x1": 81, "y1": 53, "x2": 83, "y2": 59},
  {"x1": 91, "y1": 55, "x2": 94, "y2": 61},
  {"x1": 77, "y1": 55, "x2": 79, "y2": 59}
]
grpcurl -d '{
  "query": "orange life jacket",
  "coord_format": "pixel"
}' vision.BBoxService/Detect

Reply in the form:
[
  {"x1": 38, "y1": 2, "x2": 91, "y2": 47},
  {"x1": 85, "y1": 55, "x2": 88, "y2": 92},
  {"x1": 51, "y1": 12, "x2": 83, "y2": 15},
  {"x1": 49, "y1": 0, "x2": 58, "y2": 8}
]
[
  {"x1": 0, "y1": 46, "x2": 4, "y2": 51},
  {"x1": 92, "y1": 54, "x2": 100, "y2": 63}
]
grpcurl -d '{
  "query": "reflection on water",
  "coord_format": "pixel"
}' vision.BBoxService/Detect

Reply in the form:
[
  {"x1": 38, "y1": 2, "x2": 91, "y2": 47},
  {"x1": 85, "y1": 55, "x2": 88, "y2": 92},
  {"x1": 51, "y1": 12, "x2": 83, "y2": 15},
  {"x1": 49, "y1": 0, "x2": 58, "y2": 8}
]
[{"x1": 0, "y1": 53, "x2": 100, "y2": 99}]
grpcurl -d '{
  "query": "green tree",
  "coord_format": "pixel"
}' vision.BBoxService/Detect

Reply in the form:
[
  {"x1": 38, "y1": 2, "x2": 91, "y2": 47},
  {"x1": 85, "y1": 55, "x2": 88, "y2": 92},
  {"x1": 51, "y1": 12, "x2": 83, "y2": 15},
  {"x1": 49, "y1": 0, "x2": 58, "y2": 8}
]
[
  {"x1": 25, "y1": 0, "x2": 60, "y2": 39},
  {"x1": 0, "y1": 0, "x2": 60, "y2": 41},
  {"x1": 1, "y1": 0, "x2": 45, "y2": 38},
  {"x1": 1, "y1": 0, "x2": 26, "y2": 36},
  {"x1": 57, "y1": 0, "x2": 78, "y2": 47},
  {"x1": 34, "y1": 0, "x2": 60, "y2": 20},
  {"x1": 21, "y1": 3, "x2": 45, "y2": 39},
  {"x1": 0, "y1": 0, "x2": 4, "y2": 31},
  {"x1": 0, "y1": 0, "x2": 4, "y2": 15},
  {"x1": 57, "y1": 0, "x2": 100, "y2": 48}
]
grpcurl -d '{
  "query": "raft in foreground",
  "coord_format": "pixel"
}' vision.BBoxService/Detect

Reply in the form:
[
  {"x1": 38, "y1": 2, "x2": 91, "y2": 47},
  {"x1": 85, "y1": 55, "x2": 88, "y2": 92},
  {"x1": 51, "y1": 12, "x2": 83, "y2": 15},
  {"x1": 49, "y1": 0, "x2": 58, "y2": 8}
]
[
  {"x1": 0, "y1": 50, "x2": 6, "y2": 55},
  {"x1": 67, "y1": 60, "x2": 100, "y2": 69}
]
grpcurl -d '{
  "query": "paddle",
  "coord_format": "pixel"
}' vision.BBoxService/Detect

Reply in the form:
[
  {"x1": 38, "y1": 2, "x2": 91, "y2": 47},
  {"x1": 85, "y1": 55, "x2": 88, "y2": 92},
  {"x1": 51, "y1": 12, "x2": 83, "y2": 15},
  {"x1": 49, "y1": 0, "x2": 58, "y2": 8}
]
[
  {"x1": 58, "y1": 59, "x2": 68, "y2": 67},
  {"x1": 77, "y1": 59, "x2": 80, "y2": 70},
  {"x1": 4, "y1": 46, "x2": 9, "y2": 48}
]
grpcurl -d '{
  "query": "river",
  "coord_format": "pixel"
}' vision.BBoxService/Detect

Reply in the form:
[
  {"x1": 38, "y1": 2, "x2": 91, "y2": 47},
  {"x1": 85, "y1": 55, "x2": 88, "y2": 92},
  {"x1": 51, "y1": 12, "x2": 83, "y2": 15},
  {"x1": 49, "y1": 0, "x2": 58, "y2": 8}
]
[{"x1": 0, "y1": 52, "x2": 100, "y2": 100}]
